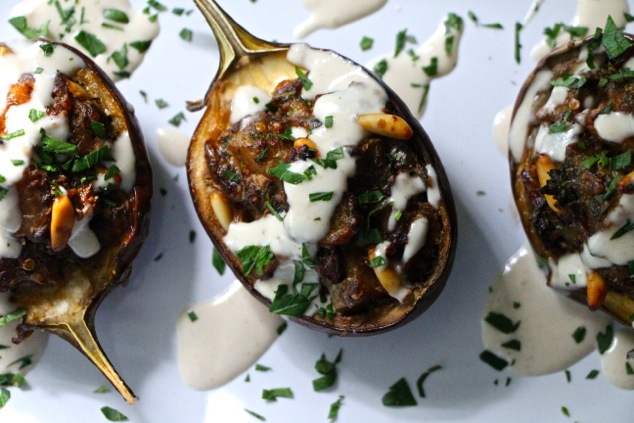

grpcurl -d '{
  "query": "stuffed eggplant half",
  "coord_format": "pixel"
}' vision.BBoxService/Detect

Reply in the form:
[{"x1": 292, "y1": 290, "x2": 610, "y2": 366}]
[
  {"x1": 0, "y1": 39, "x2": 151, "y2": 403},
  {"x1": 510, "y1": 21, "x2": 634, "y2": 325},
  {"x1": 189, "y1": 40, "x2": 456, "y2": 335}
]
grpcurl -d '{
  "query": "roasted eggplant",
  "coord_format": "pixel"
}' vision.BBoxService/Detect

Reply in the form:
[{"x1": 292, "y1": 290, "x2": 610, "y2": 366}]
[
  {"x1": 0, "y1": 39, "x2": 152, "y2": 402},
  {"x1": 510, "y1": 20, "x2": 634, "y2": 326},
  {"x1": 187, "y1": 0, "x2": 456, "y2": 335}
]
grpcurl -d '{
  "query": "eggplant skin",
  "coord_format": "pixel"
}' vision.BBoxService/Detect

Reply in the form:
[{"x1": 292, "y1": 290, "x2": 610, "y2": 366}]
[
  {"x1": 510, "y1": 33, "x2": 634, "y2": 315},
  {"x1": 188, "y1": 49, "x2": 457, "y2": 336},
  {"x1": 0, "y1": 39, "x2": 152, "y2": 309}
]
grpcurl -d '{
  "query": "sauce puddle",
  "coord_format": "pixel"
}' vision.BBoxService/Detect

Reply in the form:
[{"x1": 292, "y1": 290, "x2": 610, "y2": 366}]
[
  {"x1": 0, "y1": 293, "x2": 48, "y2": 375},
  {"x1": 366, "y1": 13, "x2": 463, "y2": 119},
  {"x1": 176, "y1": 280, "x2": 282, "y2": 390},
  {"x1": 156, "y1": 127, "x2": 190, "y2": 167},
  {"x1": 293, "y1": 0, "x2": 387, "y2": 39}
]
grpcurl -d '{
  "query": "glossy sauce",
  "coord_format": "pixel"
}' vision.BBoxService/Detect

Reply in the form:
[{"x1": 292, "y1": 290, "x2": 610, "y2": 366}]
[
  {"x1": 10, "y1": 0, "x2": 160, "y2": 81},
  {"x1": 366, "y1": 14, "x2": 463, "y2": 118},
  {"x1": 601, "y1": 329, "x2": 634, "y2": 389},
  {"x1": 176, "y1": 280, "x2": 282, "y2": 390},
  {"x1": 156, "y1": 127, "x2": 190, "y2": 167},
  {"x1": 482, "y1": 245, "x2": 610, "y2": 375},
  {"x1": 293, "y1": 0, "x2": 387, "y2": 40}
]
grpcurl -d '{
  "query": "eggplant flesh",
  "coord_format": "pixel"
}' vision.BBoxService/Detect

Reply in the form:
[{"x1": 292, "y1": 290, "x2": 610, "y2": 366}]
[
  {"x1": 188, "y1": 45, "x2": 456, "y2": 336},
  {"x1": 0, "y1": 40, "x2": 152, "y2": 403},
  {"x1": 510, "y1": 32, "x2": 634, "y2": 325}
]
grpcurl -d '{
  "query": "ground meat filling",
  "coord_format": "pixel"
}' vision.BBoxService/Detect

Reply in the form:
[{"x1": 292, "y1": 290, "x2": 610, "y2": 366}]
[
  {"x1": 0, "y1": 73, "x2": 131, "y2": 291},
  {"x1": 207, "y1": 78, "x2": 443, "y2": 316},
  {"x1": 516, "y1": 41, "x2": 634, "y2": 298}
]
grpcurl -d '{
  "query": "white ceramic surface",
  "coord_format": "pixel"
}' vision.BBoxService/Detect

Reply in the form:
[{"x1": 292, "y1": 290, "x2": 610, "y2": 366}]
[{"x1": 2, "y1": 1, "x2": 634, "y2": 422}]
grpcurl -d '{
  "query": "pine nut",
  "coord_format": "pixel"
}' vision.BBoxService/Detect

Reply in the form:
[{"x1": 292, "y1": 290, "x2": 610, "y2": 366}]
[
  {"x1": 50, "y1": 195, "x2": 75, "y2": 251},
  {"x1": 587, "y1": 271, "x2": 608, "y2": 310},
  {"x1": 210, "y1": 191, "x2": 233, "y2": 231},
  {"x1": 357, "y1": 113, "x2": 414, "y2": 140}
]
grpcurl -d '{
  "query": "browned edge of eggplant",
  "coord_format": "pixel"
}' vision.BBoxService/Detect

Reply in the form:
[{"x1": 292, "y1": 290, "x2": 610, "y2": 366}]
[
  {"x1": 509, "y1": 33, "x2": 634, "y2": 327},
  {"x1": 187, "y1": 43, "x2": 457, "y2": 336}
]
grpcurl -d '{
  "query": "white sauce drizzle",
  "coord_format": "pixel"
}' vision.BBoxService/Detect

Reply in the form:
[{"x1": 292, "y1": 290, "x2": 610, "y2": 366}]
[
  {"x1": 109, "y1": 130, "x2": 136, "y2": 193},
  {"x1": 229, "y1": 86, "x2": 271, "y2": 124},
  {"x1": 293, "y1": 0, "x2": 387, "y2": 40},
  {"x1": 531, "y1": 0, "x2": 630, "y2": 61},
  {"x1": 534, "y1": 122, "x2": 583, "y2": 162},
  {"x1": 387, "y1": 172, "x2": 426, "y2": 231},
  {"x1": 482, "y1": 244, "x2": 610, "y2": 375},
  {"x1": 156, "y1": 127, "x2": 190, "y2": 167},
  {"x1": 601, "y1": 329, "x2": 634, "y2": 390},
  {"x1": 402, "y1": 217, "x2": 428, "y2": 263},
  {"x1": 492, "y1": 105, "x2": 513, "y2": 155},
  {"x1": 0, "y1": 292, "x2": 48, "y2": 375},
  {"x1": 366, "y1": 14, "x2": 463, "y2": 118},
  {"x1": 594, "y1": 112, "x2": 634, "y2": 143},
  {"x1": 10, "y1": 0, "x2": 160, "y2": 81},
  {"x1": 176, "y1": 280, "x2": 282, "y2": 390}
]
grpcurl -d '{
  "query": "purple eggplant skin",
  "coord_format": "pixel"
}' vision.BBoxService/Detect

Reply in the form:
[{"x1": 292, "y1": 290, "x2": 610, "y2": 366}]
[{"x1": 187, "y1": 43, "x2": 457, "y2": 336}]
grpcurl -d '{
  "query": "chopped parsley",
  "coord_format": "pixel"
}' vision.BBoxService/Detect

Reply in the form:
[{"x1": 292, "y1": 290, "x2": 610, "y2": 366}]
[
  {"x1": 423, "y1": 57, "x2": 438, "y2": 77},
  {"x1": 550, "y1": 74, "x2": 587, "y2": 89},
  {"x1": 467, "y1": 11, "x2": 503, "y2": 29},
  {"x1": 611, "y1": 220, "x2": 634, "y2": 240},
  {"x1": 360, "y1": 36, "x2": 374, "y2": 51},
  {"x1": 168, "y1": 112, "x2": 186, "y2": 127},
  {"x1": 602, "y1": 15, "x2": 632, "y2": 59},
  {"x1": 548, "y1": 108, "x2": 572, "y2": 134},
  {"x1": 28, "y1": 109, "x2": 46, "y2": 122},
  {"x1": 8, "y1": 16, "x2": 49, "y2": 39},
  {"x1": 94, "y1": 385, "x2": 110, "y2": 394},
  {"x1": 0, "y1": 310, "x2": 26, "y2": 328},
  {"x1": 11, "y1": 160, "x2": 24, "y2": 166},
  {"x1": 373, "y1": 59, "x2": 388, "y2": 78},
  {"x1": 416, "y1": 364, "x2": 442, "y2": 398},
  {"x1": 180, "y1": 28, "x2": 193, "y2": 42},
  {"x1": 312, "y1": 349, "x2": 342, "y2": 392},
  {"x1": 572, "y1": 326, "x2": 587, "y2": 344},
  {"x1": 514, "y1": 22, "x2": 523, "y2": 64},
  {"x1": 74, "y1": 31, "x2": 106, "y2": 57},
  {"x1": 382, "y1": 378, "x2": 417, "y2": 406},
  {"x1": 39, "y1": 43, "x2": 55, "y2": 57},
  {"x1": 309, "y1": 191, "x2": 334, "y2": 202},
  {"x1": 236, "y1": 245, "x2": 273, "y2": 276},
  {"x1": 265, "y1": 201, "x2": 283, "y2": 221},
  {"x1": 312, "y1": 147, "x2": 344, "y2": 169},
  {"x1": 267, "y1": 162, "x2": 306, "y2": 184},
  {"x1": 295, "y1": 66, "x2": 313, "y2": 90},
  {"x1": 369, "y1": 256, "x2": 386, "y2": 268},
  {"x1": 155, "y1": 98, "x2": 169, "y2": 109},
  {"x1": 269, "y1": 283, "x2": 312, "y2": 316},
  {"x1": 596, "y1": 324, "x2": 614, "y2": 354},
  {"x1": 479, "y1": 350, "x2": 509, "y2": 371},
  {"x1": 586, "y1": 369, "x2": 600, "y2": 379},
  {"x1": 394, "y1": 28, "x2": 416, "y2": 58},
  {"x1": 72, "y1": 145, "x2": 112, "y2": 172},
  {"x1": 255, "y1": 363, "x2": 271, "y2": 372},
  {"x1": 328, "y1": 395, "x2": 344, "y2": 422},
  {"x1": 130, "y1": 40, "x2": 153, "y2": 53},
  {"x1": 103, "y1": 8, "x2": 129, "y2": 24},
  {"x1": 100, "y1": 406, "x2": 129, "y2": 421},
  {"x1": 358, "y1": 190, "x2": 385, "y2": 205},
  {"x1": 0, "y1": 388, "x2": 9, "y2": 408},
  {"x1": 484, "y1": 311, "x2": 520, "y2": 334},
  {"x1": 187, "y1": 311, "x2": 198, "y2": 322},
  {"x1": 324, "y1": 115, "x2": 334, "y2": 128},
  {"x1": 262, "y1": 387, "x2": 293, "y2": 401},
  {"x1": 501, "y1": 339, "x2": 521, "y2": 351},
  {"x1": 212, "y1": 247, "x2": 226, "y2": 275},
  {"x1": 244, "y1": 409, "x2": 266, "y2": 421},
  {"x1": 1, "y1": 129, "x2": 25, "y2": 141}
]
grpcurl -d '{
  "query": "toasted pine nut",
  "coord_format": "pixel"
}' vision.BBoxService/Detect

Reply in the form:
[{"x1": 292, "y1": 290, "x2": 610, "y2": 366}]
[
  {"x1": 535, "y1": 153, "x2": 560, "y2": 213},
  {"x1": 368, "y1": 248, "x2": 402, "y2": 297},
  {"x1": 357, "y1": 113, "x2": 414, "y2": 140},
  {"x1": 210, "y1": 191, "x2": 233, "y2": 231},
  {"x1": 586, "y1": 271, "x2": 608, "y2": 310},
  {"x1": 618, "y1": 171, "x2": 634, "y2": 194},
  {"x1": 293, "y1": 137, "x2": 317, "y2": 151},
  {"x1": 50, "y1": 195, "x2": 75, "y2": 251},
  {"x1": 0, "y1": 45, "x2": 12, "y2": 56}
]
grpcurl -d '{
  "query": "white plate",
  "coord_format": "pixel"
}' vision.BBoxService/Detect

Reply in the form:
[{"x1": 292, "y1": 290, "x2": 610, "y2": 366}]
[{"x1": 1, "y1": 0, "x2": 633, "y2": 422}]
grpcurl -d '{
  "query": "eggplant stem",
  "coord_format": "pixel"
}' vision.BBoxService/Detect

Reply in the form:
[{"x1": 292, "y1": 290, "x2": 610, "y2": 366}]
[
  {"x1": 192, "y1": 0, "x2": 288, "y2": 105},
  {"x1": 58, "y1": 320, "x2": 136, "y2": 404}
]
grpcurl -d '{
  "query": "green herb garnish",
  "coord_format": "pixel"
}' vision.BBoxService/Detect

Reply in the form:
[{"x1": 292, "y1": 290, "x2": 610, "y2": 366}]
[
  {"x1": 1, "y1": 129, "x2": 25, "y2": 141},
  {"x1": 269, "y1": 284, "x2": 312, "y2": 317},
  {"x1": 236, "y1": 245, "x2": 273, "y2": 276},
  {"x1": 0, "y1": 310, "x2": 25, "y2": 328},
  {"x1": 373, "y1": 59, "x2": 388, "y2": 78},
  {"x1": 611, "y1": 220, "x2": 634, "y2": 240},
  {"x1": 75, "y1": 31, "x2": 106, "y2": 57},
  {"x1": 597, "y1": 324, "x2": 614, "y2": 354},
  {"x1": 168, "y1": 112, "x2": 186, "y2": 127},
  {"x1": 100, "y1": 406, "x2": 129, "y2": 421},
  {"x1": 602, "y1": 15, "x2": 632, "y2": 59},
  {"x1": 382, "y1": 378, "x2": 417, "y2": 406},
  {"x1": 484, "y1": 311, "x2": 520, "y2": 334},
  {"x1": 28, "y1": 109, "x2": 45, "y2": 122},
  {"x1": 309, "y1": 191, "x2": 334, "y2": 202},
  {"x1": 360, "y1": 36, "x2": 374, "y2": 51},
  {"x1": 180, "y1": 28, "x2": 193, "y2": 42},
  {"x1": 312, "y1": 349, "x2": 342, "y2": 391},
  {"x1": 416, "y1": 364, "x2": 442, "y2": 398},
  {"x1": 103, "y1": 8, "x2": 129, "y2": 23},
  {"x1": 267, "y1": 162, "x2": 306, "y2": 184},
  {"x1": 244, "y1": 409, "x2": 266, "y2": 421},
  {"x1": 295, "y1": 66, "x2": 313, "y2": 90},
  {"x1": 572, "y1": 326, "x2": 587, "y2": 344},
  {"x1": 212, "y1": 248, "x2": 226, "y2": 275},
  {"x1": 262, "y1": 387, "x2": 293, "y2": 401},
  {"x1": 479, "y1": 350, "x2": 509, "y2": 371},
  {"x1": 130, "y1": 40, "x2": 152, "y2": 52}
]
